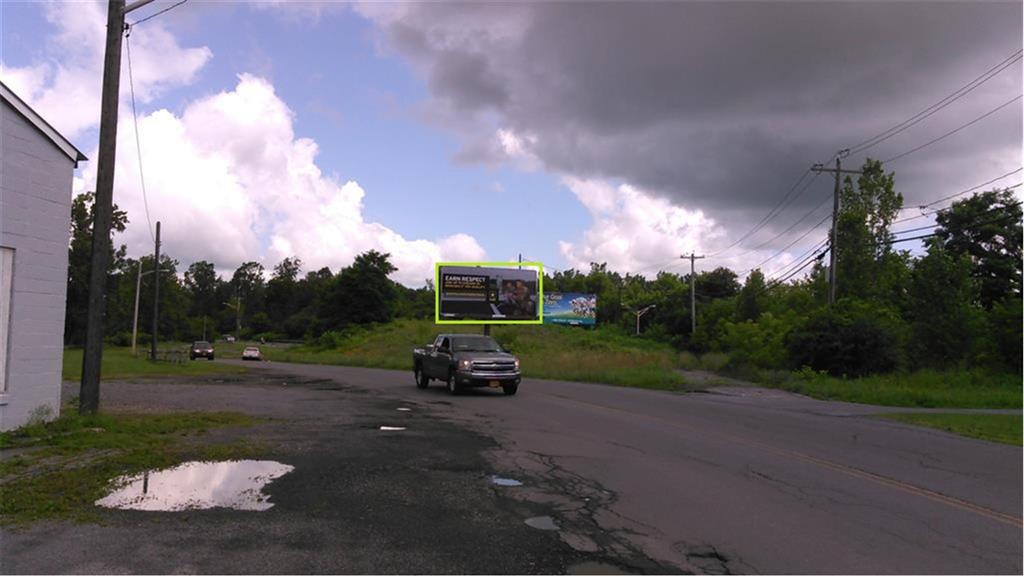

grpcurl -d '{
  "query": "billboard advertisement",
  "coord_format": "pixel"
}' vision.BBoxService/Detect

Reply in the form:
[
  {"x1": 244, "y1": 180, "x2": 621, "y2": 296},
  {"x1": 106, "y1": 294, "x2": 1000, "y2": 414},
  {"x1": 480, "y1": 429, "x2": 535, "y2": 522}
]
[
  {"x1": 543, "y1": 292, "x2": 597, "y2": 326},
  {"x1": 436, "y1": 262, "x2": 543, "y2": 324}
]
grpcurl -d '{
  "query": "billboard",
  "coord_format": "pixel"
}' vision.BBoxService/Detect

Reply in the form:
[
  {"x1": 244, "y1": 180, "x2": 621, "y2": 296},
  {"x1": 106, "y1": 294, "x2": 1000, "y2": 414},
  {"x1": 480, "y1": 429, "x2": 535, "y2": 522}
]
[
  {"x1": 436, "y1": 262, "x2": 544, "y2": 324},
  {"x1": 543, "y1": 292, "x2": 597, "y2": 326}
]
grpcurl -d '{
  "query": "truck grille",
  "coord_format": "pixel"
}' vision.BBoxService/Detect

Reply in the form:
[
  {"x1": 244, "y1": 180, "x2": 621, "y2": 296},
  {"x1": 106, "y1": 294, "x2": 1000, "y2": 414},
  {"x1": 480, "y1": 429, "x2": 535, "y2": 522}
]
[{"x1": 471, "y1": 361, "x2": 517, "y2": 373}]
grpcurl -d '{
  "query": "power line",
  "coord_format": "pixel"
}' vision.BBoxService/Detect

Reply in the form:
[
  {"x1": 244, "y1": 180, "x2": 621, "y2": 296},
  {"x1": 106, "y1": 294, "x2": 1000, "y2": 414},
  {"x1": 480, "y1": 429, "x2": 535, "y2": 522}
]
[
  {"x1": 734, "y1": 195, "x2": 832, "y2": 260},
  {"x1": 917, "y1": 168, "x2": 1023, "y2": 210},
  {"x1": 124, "y1": 27, "x2": 155, "y2": 243},
  {"x1": 709, "y1": 169, "x2": 821, "y2": 257},
  {"x1": 129, "y1": 0, "x2": 189, "y2": 26},
  {"x1": 753, "y1": 212, "x2": 832, "y2": 274},
  {"x1": 847, "y1": 48, "x2": 1022, "y2": 155},
  {"x1": 882, "y1": 94, "x2": 1022, "y2": 164}
]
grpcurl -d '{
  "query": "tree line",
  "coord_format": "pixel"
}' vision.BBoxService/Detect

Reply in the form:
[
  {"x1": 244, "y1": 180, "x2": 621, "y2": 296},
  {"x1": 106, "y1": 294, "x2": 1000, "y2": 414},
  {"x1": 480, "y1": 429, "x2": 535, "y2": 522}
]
[{"x1": 66, "y1": 159, "x2": 1022, "y2": 376}]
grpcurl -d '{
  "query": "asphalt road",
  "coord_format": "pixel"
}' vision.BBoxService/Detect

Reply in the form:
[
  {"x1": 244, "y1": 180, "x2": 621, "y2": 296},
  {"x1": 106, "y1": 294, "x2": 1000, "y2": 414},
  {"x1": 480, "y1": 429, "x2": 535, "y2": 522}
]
[
  {"x1": 231, "y1": 361, "x2": 1023, "y2": 574},
  {"x1": 3, "y1": 362, "x2": 1020, "y2": 574}
]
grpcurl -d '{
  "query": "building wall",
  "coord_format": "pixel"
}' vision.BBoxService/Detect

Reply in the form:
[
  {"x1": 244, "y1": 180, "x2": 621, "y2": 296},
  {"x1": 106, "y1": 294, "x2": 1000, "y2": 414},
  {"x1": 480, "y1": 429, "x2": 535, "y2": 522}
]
[{"x1": 0, "y1": 99, "x2": 75, "y2": 431}]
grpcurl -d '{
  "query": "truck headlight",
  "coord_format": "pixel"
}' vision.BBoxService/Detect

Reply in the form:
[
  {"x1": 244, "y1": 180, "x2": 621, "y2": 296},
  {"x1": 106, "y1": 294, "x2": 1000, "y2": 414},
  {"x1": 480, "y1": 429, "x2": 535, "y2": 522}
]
[
  {"x1": 514, "y1": 358, "x2": 520, "y2": 371},
  {"x1": 459, "y1": 359, "x2": 472, "y2": 371}
]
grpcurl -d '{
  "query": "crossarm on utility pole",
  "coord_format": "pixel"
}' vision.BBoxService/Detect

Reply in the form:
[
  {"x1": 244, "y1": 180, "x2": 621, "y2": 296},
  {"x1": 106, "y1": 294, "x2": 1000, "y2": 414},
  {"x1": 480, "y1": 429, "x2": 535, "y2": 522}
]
[{"x1": 811, "y1": 152, "x2": 862, "y2": 305}]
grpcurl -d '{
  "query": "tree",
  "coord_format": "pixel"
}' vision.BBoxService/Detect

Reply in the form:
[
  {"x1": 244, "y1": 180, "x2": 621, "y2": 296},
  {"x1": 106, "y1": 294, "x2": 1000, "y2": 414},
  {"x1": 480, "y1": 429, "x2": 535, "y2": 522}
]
[
  {"x1": 266, "y1": 257, "x2": 302, "y2": 332},
  {"x1": 230, "y1": 261, "x2": 266, "y2": 331},
  {"x1": 906, "y1": 242, "x2": 984, "y2": 368},
  {"x1": 65, "y1": 192, "x2": 128, "y2": 344},
  {"x1": 321, "y1": 251, "x2": 398, "y2": 328},
  {"x1": 184, "y1": 261, "x2": 220, "y2": 319},
  {"x1": 736, "y1": 269, "x2": 766, "y2": 322},
  {"x1": 835, "y1": 159, "x2": 903, "y2": 301},
  {"x1": 934, "y1": 189, "x2": 1022, "y2": 309}
]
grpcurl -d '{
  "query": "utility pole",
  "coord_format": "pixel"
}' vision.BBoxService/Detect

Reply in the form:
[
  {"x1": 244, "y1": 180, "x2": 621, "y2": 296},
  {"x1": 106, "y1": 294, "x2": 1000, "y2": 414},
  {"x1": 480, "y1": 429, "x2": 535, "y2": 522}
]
[
  {"x1": 812, "y1": 150, "x2": 862, "y2": 306},
  {"x1": 150, "y1": 221, "x2": 160, "y2": 361},
  {"x1": 79, "y1": 0, "x2": 161, "y2": 414},
  {"x1": 131, "y1": 260, "x2": 142, "y2": 356},
  {"x1": 683, "y1": 253, "x2": 705, "y2": 334}
]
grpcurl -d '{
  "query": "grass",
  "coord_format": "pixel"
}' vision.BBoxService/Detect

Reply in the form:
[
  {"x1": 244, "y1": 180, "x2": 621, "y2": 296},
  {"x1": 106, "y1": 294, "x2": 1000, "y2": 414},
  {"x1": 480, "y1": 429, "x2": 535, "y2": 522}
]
[
  {"x1": 0, "y1": 409, "x2": 261, "y2": 524},
  {"x1": 881, "y1": 413, "x2": 1022, "y2": 445},
  {"x1": 769, "y1": 368, "x2": 1023, "y2": 409},
  {"x1": 219, "y1": 319, "x2": 688, "y2": 391},
  {"x1": 62, "y1": 345, "x2": 248, "y2": 381}
]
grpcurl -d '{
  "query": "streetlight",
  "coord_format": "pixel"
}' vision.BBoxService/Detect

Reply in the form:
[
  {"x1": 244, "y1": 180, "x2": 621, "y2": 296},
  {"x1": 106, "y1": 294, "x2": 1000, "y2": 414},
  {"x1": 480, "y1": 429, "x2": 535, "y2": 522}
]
[
  {"x1": 633, "y1": 304, "x2": 656, "y2": 336},
  {"x1": 131, "y1": 259, "x2": 172, "y2": 356}
]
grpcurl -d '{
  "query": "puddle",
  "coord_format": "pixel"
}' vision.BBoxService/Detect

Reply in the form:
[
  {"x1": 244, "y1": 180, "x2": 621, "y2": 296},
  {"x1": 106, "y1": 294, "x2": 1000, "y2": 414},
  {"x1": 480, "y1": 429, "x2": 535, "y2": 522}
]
[
  {"x1": 524, "y1": 515, "x2": 559, "y2": 531},
  {"x1": 567, "y1": 561, "x2": 629, "y2": 575},
  {"x1": 396, "y1": 407, "x2": 412, "y2": 412},
  {"x1": 95, "y1": 460, "x2": 293, "y2": 512},
  {"x1": 379, "y1": 426, "x2": 406, "y2": 431},
  {"x1": 490, "y1": 476, "x2": 523, "y2": 487}
]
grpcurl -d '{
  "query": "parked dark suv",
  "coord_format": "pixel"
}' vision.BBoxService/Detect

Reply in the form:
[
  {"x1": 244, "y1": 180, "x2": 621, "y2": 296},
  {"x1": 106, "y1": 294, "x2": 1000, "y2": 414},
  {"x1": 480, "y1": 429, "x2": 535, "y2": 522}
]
[{"x1": 190, "y1": 341, "x2": 215, "y2": 361}]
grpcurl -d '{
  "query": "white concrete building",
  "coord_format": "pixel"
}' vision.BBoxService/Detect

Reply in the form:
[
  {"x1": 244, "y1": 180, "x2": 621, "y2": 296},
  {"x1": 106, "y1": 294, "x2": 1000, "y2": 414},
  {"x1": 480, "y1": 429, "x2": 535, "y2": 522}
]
[{"x1": 0, "y1": 81, "x2": 86, "y2": 431}]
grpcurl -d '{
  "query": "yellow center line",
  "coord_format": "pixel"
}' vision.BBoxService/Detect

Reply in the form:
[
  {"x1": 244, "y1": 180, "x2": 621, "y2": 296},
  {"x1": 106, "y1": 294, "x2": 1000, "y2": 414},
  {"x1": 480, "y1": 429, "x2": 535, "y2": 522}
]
[{"x1": 538, "y1": 391, "x2": 1023, "y2": 529}]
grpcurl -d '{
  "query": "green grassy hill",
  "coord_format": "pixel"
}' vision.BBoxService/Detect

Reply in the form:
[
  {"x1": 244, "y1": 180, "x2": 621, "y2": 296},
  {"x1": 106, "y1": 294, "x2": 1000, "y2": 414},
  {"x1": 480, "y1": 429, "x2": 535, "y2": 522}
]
[{"x1": 227, "y1": 319, "x2": 688, "y2": 390}]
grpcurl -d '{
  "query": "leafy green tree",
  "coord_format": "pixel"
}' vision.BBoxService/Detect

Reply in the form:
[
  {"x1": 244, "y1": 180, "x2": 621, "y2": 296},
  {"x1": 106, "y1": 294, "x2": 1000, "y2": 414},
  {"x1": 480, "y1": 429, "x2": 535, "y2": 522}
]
[
  {"x1": 835, "y1": 159, "x2": 903, "y2": 301},
  {"x1": 230, "y1": 261, "x2": 266, "y2": 329},
  {"x1": 907, "y1": 242, "x2": 985, "y2": 368},
  {"x1": 934, "y1": 189, "x2": 1022, "y2": 309},
  {"x1": 266, "y1": 257, "x2": 302, "y2": 331},
  {"x1": 987, "y1": 297, "x2": 1023, "y2": 373},
  {"x1": 184, "y1": 261, "x2": 220, "y2": 319},
  {"x1": 736, "y1": 270, "x2": 767, "y2": 322},
  {"x1": 321, "y1": 250, "x2": 398, "y2": 328},
  {"x1": 65, "y1": 192, "x2": 128, "y2": 344}
]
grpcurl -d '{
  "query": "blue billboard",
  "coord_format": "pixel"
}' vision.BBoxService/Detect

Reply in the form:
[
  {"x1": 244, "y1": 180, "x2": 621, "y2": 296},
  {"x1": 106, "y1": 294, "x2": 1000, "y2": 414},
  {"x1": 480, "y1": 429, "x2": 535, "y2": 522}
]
[{"x1": 543, "y1": 292, "x2": 597, "y2": 326}]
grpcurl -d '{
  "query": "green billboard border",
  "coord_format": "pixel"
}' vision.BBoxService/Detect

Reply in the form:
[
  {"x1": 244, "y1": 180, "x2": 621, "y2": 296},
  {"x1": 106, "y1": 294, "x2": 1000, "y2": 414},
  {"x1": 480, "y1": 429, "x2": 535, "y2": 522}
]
[{"x1": 434, "y1": 261, "x2": 544, "y2": 325}]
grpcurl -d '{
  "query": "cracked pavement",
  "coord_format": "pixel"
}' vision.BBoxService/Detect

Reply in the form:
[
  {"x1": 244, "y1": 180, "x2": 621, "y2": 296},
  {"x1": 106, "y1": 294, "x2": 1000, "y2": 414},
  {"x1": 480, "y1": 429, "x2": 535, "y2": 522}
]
[{"x1": 3, "y1": 362, "x2": 1020, "y2": 574}]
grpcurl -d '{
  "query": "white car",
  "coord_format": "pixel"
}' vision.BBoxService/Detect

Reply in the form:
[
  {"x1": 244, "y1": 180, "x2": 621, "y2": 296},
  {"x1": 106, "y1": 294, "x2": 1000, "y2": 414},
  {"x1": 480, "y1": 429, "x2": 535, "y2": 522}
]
[{"x1": 242, "y1": 346, "x2": 263, "y2": 361}]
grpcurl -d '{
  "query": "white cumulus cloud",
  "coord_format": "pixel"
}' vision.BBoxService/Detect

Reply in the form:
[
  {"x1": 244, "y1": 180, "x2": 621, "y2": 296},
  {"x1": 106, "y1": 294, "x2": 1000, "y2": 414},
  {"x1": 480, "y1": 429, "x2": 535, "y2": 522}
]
[
  {"x1": 75, "y1": 74, "x2": 484, "y2": 286},
  {"x1": 0, "y1": 0, "x2": 211, "y2": 140}
]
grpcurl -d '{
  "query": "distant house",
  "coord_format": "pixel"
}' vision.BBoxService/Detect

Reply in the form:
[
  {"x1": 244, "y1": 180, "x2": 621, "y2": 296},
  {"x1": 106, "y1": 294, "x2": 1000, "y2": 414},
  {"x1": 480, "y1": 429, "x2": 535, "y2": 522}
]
[{"x1": 0, "y1": 81, "x2": 86, "y2": 431}]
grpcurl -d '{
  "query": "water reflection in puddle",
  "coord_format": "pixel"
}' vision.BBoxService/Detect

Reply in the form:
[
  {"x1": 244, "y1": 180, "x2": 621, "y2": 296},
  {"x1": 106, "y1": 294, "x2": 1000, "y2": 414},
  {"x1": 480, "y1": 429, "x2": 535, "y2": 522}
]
[
  {"x1": 491, "y1": 476, "x2": 523, "y2": 487},
  {"x1": 396, "y1": 407, "x2": 412, "y2": 412},
  {"x1": 524, "y1": 515, "x2": 559, "y2": 531},
  {"x1": 379, "y1": 426, "x2": 406, "y2": 431},
  {"x1": 95, "y1": 460, "x2": 293, "y2": 512}
]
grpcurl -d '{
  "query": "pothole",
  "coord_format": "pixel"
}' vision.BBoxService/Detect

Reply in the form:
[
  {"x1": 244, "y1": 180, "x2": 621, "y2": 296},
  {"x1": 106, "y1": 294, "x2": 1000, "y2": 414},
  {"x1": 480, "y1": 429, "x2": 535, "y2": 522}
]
[
  {"x1": 524, "y1": 515, "x2": 559, "y2": 531},
  {"x1": 566, "y1": 561, "x2": 629, "y2": 575},
  {"x1": 95, "y1": 460, "x2": 293, "y2": 511}
]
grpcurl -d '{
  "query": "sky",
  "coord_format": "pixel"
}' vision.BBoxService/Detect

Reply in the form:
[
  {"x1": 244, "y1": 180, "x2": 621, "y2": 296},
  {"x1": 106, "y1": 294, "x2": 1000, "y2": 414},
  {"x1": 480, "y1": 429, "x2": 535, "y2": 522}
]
[{"x1": 1, "y1": 1, "x2": 1021, "y2": 287}]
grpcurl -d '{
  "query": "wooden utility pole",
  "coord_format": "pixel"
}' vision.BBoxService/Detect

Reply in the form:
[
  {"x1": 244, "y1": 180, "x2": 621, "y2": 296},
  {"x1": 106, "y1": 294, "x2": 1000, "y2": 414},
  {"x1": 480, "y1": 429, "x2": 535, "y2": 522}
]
[
  {"x1": 79, "y1": 0, "x2": 162, "y2": 414},
  {"x1": 684, "y1": 253, "x2": 705, "y2": 334},
  {"x1": 812, "y1": 151, "x2": 862, "y2": 305},
  {"x1": 149, "y1": 221, "x2": 160, "y2": 361}
]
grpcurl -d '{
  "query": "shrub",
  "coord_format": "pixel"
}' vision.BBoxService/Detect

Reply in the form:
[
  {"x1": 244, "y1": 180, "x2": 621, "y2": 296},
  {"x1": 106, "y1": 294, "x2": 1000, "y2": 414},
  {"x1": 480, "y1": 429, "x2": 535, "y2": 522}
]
[{"x1": 785, "y1": 300, "x2": 904, "y2": 377}]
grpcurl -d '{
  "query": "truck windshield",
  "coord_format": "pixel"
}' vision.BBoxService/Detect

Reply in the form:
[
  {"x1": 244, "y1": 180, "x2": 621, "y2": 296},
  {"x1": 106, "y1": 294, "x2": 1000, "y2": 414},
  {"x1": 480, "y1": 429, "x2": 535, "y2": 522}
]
[{"x1": 451, "y1": 337, "x2": 502, "y2": 352}]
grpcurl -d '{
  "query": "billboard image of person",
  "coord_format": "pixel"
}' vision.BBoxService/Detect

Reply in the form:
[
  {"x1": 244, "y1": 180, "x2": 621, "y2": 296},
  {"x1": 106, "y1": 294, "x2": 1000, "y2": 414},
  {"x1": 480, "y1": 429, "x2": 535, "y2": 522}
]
[
  {"x1": 542, "y1": 292, "x2": 597, "y2": 326},
  {"x1": 436, "y1": 263, "x2": 542, "y2": 323}
]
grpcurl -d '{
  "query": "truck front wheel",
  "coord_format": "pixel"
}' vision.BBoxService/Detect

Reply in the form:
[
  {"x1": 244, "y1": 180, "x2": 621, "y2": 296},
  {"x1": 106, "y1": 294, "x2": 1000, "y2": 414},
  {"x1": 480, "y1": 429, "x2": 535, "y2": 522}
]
[
  {"x1": 447, "y1": 370, "x2": 460, "y2": 395},
  {"x1": 416, "y1": 366, "x2": 429, "y2": 389},
  {"x1": 502, "y1": 383, "x2": 518, "y2": 396}
]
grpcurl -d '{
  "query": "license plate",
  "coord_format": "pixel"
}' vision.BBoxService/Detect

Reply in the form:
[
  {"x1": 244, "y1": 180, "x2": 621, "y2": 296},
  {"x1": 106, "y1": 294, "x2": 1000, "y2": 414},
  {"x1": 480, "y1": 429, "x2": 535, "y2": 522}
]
[{"x1": 489, "y1": 380, "x2": 501, "y2": 388}]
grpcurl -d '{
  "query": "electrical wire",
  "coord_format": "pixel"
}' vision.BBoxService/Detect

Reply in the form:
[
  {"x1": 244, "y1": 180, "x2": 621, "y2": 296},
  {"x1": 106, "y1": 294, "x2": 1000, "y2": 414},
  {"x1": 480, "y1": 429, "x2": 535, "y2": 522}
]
[
  {"x1": 733, "y1": 195, "x2": 832, "y2": 260},
  {"x1": 129, "y1": 0, "x2": 189, "y2": 27},
  {"x1": 124, "y1": 27, "x2": 155, "y2": 243},
  {"x1": 917, "y1": 168, "x2": 1022, "y2": 210},
  {"x1": 882, "y1": 94, "x2": 1022, "y2": 164},
  {"x1": 709, "y1": 169, "x2": 821, "y2": 257},
  {"x1": 847, "y1": 48, "x2": 1022, "y2": 155}
]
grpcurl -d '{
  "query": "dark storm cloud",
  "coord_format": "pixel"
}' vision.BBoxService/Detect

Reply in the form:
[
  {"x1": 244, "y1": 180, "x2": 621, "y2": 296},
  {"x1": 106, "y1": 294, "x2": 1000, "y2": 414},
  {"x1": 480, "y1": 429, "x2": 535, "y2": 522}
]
[{"x1": 367, "y1": 1, "x2": 1022, "y2": 244}]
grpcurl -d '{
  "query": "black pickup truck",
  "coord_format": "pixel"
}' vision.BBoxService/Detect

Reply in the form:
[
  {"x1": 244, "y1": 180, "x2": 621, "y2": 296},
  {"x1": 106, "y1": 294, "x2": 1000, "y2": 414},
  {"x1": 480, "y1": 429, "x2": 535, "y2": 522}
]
[{"x1": 413, "y1": 334, "x2": 521, "y2": 396}]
